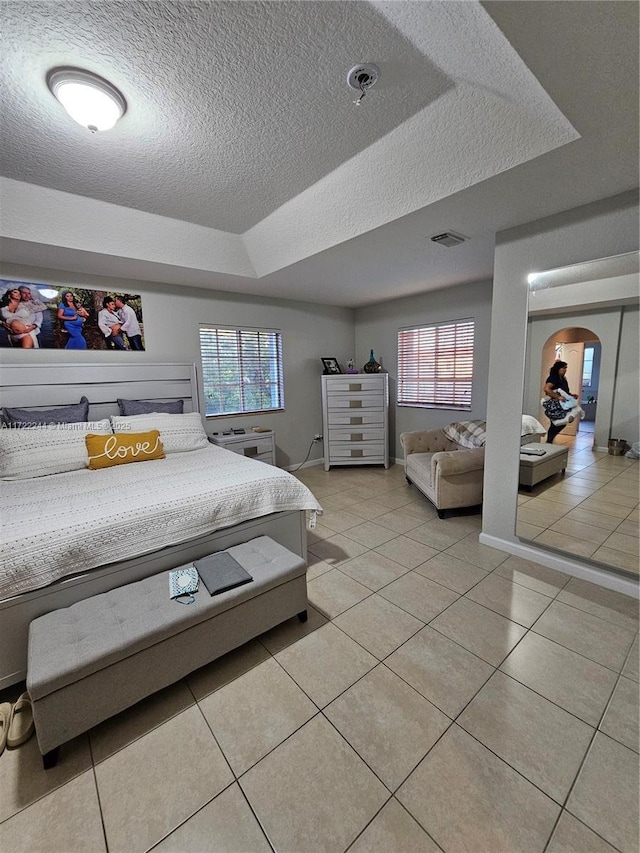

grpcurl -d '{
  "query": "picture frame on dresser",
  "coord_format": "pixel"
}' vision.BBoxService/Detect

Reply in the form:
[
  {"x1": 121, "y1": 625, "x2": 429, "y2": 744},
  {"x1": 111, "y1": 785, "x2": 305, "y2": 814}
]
[{"x1": 321, "y1": 357, "x2": 342, "y2": 375}]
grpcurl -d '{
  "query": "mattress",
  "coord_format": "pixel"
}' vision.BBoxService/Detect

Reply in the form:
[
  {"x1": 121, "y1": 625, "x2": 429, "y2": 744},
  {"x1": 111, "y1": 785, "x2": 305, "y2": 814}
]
[{"x1": 0, "y1": 444, "x2": 322, "y2": 600}]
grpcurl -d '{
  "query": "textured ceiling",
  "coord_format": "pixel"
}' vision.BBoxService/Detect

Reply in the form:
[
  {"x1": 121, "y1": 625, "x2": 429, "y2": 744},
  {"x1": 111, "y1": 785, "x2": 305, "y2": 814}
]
[
  {"x1": 0, "y1": 1, "x2": 638, "y2": 307},
  {"x1": 1, "y1": 0, "x2": 451, "y2": 233}
]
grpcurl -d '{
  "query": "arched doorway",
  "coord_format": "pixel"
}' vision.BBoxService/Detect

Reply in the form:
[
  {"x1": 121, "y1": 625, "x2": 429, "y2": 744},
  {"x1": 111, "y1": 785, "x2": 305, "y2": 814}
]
[{"x1": 539, "y1": 326, "x2": 601, "y2": 443}]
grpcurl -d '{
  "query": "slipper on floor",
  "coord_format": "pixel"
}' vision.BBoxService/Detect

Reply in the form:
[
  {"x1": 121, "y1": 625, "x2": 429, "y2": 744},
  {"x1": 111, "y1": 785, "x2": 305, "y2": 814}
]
[
  {"x1": 7, "y1": 692, "x2": 35, "y2": 749},
  {"x1": 0, "y1": 701, "x2": 12, "y2": 755}
]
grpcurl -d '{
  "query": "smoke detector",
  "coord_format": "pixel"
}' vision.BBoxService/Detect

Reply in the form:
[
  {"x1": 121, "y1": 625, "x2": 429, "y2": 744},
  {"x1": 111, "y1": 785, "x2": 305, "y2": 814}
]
[
  {"x1": 347, "y1": 64, "x2": 380, "y2": 92},
  {"x1": 430, "y1": 232, "x2": 467, "y2": 248}
]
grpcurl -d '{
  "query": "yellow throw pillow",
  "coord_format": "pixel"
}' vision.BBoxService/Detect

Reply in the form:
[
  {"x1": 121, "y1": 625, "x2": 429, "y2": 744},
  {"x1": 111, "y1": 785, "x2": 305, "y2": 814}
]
[{"x1": 86, "y1": 430, "x2": 165, "y2": 469}]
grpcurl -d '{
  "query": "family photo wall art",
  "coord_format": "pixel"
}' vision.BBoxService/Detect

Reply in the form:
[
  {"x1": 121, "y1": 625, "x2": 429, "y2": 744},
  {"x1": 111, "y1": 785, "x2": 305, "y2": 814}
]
[{"x1": 0, "y1": 280, "x2": 145, "y2": 351}]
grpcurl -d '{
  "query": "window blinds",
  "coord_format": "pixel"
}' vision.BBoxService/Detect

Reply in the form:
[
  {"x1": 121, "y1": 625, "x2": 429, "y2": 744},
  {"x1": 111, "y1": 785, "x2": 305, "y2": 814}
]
[
  {"x1": 397, "y1": 319, "x2": 474, "y2": 409},
  {"x1": 199, "y1": 326, "x2": 284, "y2": 416}
]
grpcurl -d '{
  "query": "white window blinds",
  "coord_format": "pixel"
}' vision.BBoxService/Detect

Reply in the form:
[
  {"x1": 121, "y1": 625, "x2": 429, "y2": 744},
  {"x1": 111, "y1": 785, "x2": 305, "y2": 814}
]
[
  {"x1": 397, "y1": 319, "x2": 474, "y2": 410},
  {"x1": 199, "y1": 326, "x2": 284, "y2": 417}
]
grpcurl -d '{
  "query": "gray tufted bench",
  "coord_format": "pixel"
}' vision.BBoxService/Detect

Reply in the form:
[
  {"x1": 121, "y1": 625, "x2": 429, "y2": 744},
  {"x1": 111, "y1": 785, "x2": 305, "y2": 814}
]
[
  {"x1": 519, "y1": 444, "x2": 569, "y2": 489},
  {"x1": 27, "y1": 536, "x2": 307, "y2": 768}
]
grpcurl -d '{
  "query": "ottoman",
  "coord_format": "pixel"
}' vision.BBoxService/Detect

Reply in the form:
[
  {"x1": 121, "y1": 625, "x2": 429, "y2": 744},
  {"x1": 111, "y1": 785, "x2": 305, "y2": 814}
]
[
  {"x1": 27, "y1": 536, "x2": 307, "y2": 767},
  {"x1": 519, "y1": 444, "x2": 569, "y2": 490}
]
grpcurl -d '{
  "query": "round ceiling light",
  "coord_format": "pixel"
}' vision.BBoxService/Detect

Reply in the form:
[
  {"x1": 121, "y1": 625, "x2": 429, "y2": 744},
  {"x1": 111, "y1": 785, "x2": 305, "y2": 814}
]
[{"x1": 47, "y1": 67, "x2": 127, "y2": 133}]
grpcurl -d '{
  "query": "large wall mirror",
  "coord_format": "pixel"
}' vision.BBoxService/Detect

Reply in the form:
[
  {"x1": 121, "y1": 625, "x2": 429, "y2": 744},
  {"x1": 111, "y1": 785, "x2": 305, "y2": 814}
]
[{"x1": 517, "y1": 251, "x2": 639, "y2": 579}]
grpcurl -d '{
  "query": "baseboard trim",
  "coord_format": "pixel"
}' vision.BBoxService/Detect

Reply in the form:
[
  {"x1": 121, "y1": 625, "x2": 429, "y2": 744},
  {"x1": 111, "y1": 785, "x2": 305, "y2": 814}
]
[
  {"x1": 478, "y1": 533, "x2": 639, "y2": 599},
  {"x1": 284, "y1": 458, "x2": 324, "y2": 472}
]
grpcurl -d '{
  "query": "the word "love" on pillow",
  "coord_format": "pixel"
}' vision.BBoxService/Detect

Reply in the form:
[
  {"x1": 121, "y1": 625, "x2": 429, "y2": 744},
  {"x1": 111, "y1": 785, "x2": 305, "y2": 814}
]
[{"x1": 86, "y1": 431, "x2": 166, "y2": 469}]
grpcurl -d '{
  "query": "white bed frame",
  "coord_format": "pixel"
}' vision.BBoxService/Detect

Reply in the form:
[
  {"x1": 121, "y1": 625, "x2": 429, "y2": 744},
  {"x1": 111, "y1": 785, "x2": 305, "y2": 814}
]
[{"x1": 0, "y1": 363, "x2": 307, "y2": 688}]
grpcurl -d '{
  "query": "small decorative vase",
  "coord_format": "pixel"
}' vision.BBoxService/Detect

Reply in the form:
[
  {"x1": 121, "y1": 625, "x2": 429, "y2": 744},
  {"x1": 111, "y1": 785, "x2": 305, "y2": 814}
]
[{"x1": 363, "y1": 349, "x2": 381, "y2": 373}]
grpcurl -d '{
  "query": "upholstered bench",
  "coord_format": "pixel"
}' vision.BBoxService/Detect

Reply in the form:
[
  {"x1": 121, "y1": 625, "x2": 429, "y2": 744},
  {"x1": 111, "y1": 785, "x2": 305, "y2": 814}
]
[
  {"x1": 519, "y1": 444, "x2": 569, "y2": 489},
  {"x1": 27, "y1": 536, "x2": 307, "y2": 768}
]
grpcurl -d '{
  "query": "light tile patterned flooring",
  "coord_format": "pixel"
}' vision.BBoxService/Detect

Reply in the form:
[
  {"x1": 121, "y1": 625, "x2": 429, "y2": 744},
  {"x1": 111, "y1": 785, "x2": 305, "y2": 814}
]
[
  {"x1": 517, "y1": 425, "x2": 639, "y2": 575},
  {"x1": 0, "y1": 463, "x2": 638, "y2": 852}
]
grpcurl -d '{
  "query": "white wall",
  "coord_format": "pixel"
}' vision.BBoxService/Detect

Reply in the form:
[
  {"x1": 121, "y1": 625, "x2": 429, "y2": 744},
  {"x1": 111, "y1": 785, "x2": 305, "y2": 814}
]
[
  {"x1": 615, "y1": 305, "x2": 640, "y2": 444},
  {"x1": 481, "y1": 190, "x2": 639, "y2": 596},
  {"x1": 0, "y1": 264, "x2": 355, "y2": 468},
  {"x1": 354, "y1": 279, "x2": 493, "y2": 460}
]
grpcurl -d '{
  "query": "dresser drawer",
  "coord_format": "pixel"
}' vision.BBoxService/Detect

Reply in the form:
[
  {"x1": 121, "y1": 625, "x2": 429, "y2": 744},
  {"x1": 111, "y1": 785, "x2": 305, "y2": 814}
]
[
  {"x1": 324, "y1": 377, "x2": 383, "y2": 393},
  {"x1": 251, "y1": 450, "x2": 274, "y2": 464},
  {"x1": 327, "y1": 411, "x2": 384, "y2": 427},
  {"x1": 226, "y1": 436, "x2": 269, "y2": 453},
  {"x1": 326, "y1": 394, "x2": 383, "y2": 410},
  {"x1": 329, "y1": 444, "x2": 385, "y2": 461},
  {"x1": 209, "y1": 431, "x2": 275, "y2": 465},
  {"x1": 328, "y1": 428, "x2": 384, "y2": 442}
]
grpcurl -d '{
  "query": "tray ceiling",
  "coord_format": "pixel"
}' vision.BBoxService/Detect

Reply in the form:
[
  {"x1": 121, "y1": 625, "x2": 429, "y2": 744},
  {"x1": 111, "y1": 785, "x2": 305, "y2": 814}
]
[{"x1": 0, "y1": 1, "x2": 638, "y2": 306}]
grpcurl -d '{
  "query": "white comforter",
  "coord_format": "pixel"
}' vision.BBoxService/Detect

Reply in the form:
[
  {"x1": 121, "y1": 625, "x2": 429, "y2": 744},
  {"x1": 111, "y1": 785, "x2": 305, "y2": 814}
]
[{"x1": 0, "y1": 445, "x2": 322, "y2": 599}]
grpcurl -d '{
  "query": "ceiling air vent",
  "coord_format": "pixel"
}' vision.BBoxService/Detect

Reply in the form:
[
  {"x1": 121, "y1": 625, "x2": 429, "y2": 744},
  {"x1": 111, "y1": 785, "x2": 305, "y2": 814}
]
[{"x1": 430, "y1": 232, "x2": 466, "y2": 248}]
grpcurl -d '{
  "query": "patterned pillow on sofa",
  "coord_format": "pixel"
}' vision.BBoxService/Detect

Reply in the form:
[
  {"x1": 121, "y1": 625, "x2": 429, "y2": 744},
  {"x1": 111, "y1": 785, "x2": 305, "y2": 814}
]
[{"x1": 442, "y1": 420, "x2": 487, "y2": 449}]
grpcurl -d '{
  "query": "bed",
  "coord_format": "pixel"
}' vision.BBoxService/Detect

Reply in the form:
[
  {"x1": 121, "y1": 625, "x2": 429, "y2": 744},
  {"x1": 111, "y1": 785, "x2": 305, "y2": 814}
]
[
  {"x1": 0, "y1": 363, "x2": 321, "y2": 688},
  {"x1": 521, "y1": 414, "x2": 547, "y2": 444}
]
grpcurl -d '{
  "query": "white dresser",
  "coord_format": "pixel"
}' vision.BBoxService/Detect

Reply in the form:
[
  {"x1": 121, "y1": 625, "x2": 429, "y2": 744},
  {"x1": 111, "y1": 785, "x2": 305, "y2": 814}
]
[
  {"x1": 321, "y1": 374, "x2": 389, "y2": 471},
  {"x1": 208, "y1": 430, "x2": 276, "y2": 465}
]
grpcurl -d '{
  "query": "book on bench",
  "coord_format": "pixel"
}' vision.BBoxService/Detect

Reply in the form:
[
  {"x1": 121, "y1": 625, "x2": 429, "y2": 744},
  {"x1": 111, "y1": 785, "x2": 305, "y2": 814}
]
[{"x1": 194, "y1": 552, "x2": 254, "y2": 596}]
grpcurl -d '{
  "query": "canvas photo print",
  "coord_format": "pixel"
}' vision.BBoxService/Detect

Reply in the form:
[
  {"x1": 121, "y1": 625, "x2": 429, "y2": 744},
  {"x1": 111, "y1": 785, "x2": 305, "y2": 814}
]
[{"x1": 0, "y1": 280, "x2": 145, "y2": 351}]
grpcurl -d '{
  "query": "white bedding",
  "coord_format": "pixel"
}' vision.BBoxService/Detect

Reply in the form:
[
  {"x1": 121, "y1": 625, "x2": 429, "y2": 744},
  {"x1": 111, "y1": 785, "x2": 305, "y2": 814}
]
[
  {"x1": 0, "y1": 445, "x2": 322, "y2": 600},
  {"x1": 521, "y1": 414, "x2": 546, "y2": 436}
]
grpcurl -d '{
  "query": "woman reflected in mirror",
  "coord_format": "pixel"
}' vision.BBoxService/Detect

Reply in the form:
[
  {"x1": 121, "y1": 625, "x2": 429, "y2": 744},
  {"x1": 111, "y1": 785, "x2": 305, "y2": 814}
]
[{"x1": 542, "y1": 360, "x2": 579, "y2": 443}]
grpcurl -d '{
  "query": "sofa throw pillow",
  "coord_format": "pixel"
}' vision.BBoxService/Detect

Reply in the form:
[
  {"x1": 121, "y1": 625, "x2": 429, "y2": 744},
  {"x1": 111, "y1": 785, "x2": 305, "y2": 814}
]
[
  {"x1": 2, "y1": 396, "x2": 90, "y2": 427},
  {"x1": 86, "y1": 430, "x2": 165, "y2": 469},
  {"x1": 117, "y1": 398, "x2": 184, "y2": 416},
  {"x1": 442, "y1": 420, "x2": 487, "y2": 448},
  {"x1": 110, "y1": 411, "x2": 209, "y2": 454},
  {"x1": 0, "y1": 419, "x2": 112, "y2": 480}
]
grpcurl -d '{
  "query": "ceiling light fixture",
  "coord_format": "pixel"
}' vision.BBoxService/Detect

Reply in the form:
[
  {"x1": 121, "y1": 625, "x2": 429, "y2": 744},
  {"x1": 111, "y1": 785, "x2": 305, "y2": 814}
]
[{"x1": 47, "y1": 67, "x2": 127, "y2": 133}]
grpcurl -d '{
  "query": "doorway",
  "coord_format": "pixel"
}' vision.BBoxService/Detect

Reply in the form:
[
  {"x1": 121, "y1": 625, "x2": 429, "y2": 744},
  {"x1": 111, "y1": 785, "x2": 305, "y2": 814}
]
[{"x1": 539, "y1": 327, "x2": 601, "y2": 442}]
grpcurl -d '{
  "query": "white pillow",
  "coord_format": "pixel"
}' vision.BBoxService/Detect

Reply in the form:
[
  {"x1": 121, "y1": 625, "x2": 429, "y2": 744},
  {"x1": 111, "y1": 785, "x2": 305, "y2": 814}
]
[
  {"x1": 0, "y1": 420, "x2": 112, "y2": 480},
  {"x1": 111, "y1": 411, "x2": 209, "y2": 454},
  {"x1": 521, "y1": 415, "x2": 546, "y2": 436}
]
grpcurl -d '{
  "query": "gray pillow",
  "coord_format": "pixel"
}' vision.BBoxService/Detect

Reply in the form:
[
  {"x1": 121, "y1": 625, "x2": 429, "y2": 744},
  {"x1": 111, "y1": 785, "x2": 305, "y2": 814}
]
[
  {"x1": 2, "y1": 396, "x2": 90, "y2": 427},
  {"x1": 117, "y1": 398, "x2": 184, "y2": 416}
]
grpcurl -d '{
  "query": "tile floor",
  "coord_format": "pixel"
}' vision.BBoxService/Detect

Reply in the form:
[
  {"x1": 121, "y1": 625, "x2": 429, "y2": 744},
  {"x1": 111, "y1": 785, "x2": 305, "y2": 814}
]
[
  {"x1": 0, "y1": 463, "x2": 638, "y2": 853},
  {"x1": 517, "y1": 424, "x2": 639, "y2": 575}
]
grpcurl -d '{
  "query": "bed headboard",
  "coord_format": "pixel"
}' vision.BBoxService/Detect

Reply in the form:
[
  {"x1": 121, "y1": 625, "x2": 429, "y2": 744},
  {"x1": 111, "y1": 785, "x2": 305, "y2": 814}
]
[{"x1": 0, "y1": 363, "x2": 200, "y2": 421}]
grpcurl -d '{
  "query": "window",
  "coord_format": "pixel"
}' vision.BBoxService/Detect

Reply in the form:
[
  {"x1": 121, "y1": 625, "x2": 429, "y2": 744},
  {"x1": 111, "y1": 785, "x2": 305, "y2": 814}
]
[
  {"x1": 397, "y1": 319, "x2": 474, "y2": 410},
  {"x1": 199, "y1": 326, "x2": 284, "y2": 417},
  {"x1": 582, "y1": 346, "x2": 594, "y2": 387}
]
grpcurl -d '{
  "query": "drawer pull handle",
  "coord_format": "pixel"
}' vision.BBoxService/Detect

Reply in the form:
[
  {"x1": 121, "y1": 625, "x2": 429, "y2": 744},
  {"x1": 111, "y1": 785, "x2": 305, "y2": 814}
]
[
  {"x1": 348, "y1": 383, "x2": 362, "y2": 392},
  {"x1": 350, "y1": 449, "x2": 364, "y2": 457},
  {"x1": 350, "y1": 434, "x2": 363, "y2": 441},
  {"x1": 349, "y1": 400, "x2": 362, "y2": 408},
  {"x1": 350, "y1": 417, "x2": 363, "y2": 425}
]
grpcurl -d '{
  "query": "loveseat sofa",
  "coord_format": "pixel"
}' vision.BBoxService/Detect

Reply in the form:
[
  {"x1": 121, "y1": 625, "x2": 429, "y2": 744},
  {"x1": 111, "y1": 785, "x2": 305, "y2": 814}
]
[{"x1": 400, "y1": 428, "x2": 485, "y2": 517}]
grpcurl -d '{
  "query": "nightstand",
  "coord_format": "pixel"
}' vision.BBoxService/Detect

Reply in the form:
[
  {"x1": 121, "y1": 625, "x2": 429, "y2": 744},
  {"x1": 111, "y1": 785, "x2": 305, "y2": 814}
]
[{"x1": 208, "y1": 430, "x2": 276, "y2": 465}]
